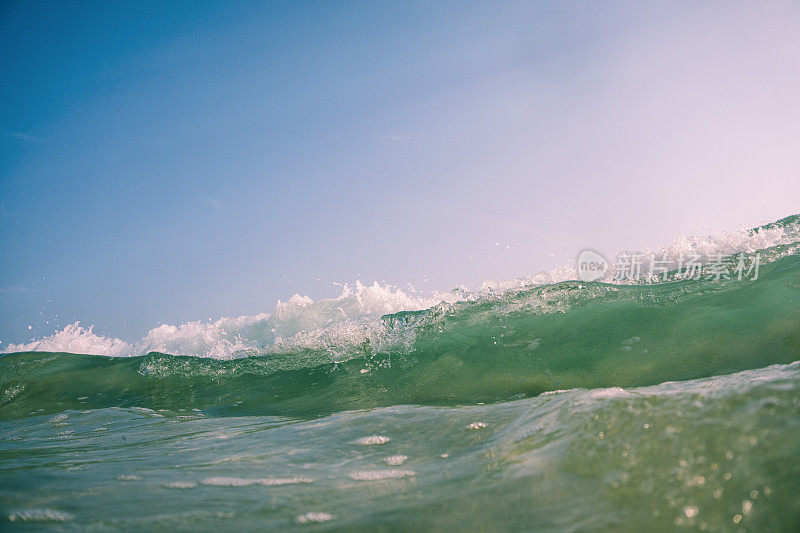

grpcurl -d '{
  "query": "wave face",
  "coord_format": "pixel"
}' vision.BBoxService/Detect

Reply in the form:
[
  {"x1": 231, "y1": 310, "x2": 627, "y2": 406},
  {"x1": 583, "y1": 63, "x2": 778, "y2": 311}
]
[
  {"x1": 1, "y1": 363, "x2": 799, "y2": 529},
  {"x1": 1, "y1": 214, "x2": 799, "y2": 530}
]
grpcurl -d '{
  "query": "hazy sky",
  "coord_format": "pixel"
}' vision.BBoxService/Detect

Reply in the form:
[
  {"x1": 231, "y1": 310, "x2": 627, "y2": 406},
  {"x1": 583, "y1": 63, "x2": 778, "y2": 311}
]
[{"x1": 2, "y1": 1, "x2": 800, "y2": 344}]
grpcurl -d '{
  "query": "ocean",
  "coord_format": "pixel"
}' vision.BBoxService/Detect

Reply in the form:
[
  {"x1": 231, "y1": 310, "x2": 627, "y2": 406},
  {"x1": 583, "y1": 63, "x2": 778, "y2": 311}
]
[{"x1": 1, "y1": 215, "x2": 799, "y2": 531}]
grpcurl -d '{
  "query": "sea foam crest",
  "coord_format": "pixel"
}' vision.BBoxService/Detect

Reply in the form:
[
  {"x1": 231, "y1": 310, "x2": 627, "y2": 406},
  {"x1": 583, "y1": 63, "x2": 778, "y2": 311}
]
[
  {"x1": 3, "y1": 322, "x2": 132, "y2": 357},
  {"x1": 481, "y1": 216, "x2": 799, "y2": 290},
  {"x1": 3, "y1": 281, "x2": 456, "y2": 359},
  {"x1": 3, "y1": 217, "x2": 797, "y2": 359}
]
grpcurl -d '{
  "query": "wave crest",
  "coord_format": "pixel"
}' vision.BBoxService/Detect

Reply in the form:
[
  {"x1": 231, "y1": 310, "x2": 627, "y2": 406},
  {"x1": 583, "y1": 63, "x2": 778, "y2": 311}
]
[{"x1": 4, "y1": 215, "x2": 798, "y2": 359}]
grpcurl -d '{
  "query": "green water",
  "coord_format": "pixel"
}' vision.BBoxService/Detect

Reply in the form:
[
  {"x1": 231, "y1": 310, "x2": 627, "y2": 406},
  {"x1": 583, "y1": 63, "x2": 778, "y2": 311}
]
[
  {"x1": 1, "y1": 364, "x2": 799, "y2": 531},
  {"x1": 1, "y1": 217, "x2": 800, "y2": 530}
]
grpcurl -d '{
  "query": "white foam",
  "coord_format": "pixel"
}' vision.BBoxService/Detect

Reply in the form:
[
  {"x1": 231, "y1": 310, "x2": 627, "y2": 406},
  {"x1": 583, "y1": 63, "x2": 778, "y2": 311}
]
[
  {"x1": 200, "y1": 476, "x2": 313, "y2": 487},
  {"x1": 348, "y1": 469, "x2": 415, "y2": 481},
  {"x1": 164, "y1": 481, "x2": 197, "y2": 489},
  {"x1": 483, "y1": 219, "x2": 798, "y2": 288},
  {"x1": 604, "y1": 222, "x2": 798, "y2": 282},
  {"x1": 6, "y1": 322, "x2": 132, "y2": 357},
  {"x1": 353, "y1": 435, "x2": 390, "y2": 445},
  {"x1": 8, "y1": 509, "x2": 74, "y2": 522},
  {"x1": 3, "y1": 281, "x2": 453, "y2": 359},
  {"x1": 296, "y1": 512, "x2": 334, "y2": 524}
]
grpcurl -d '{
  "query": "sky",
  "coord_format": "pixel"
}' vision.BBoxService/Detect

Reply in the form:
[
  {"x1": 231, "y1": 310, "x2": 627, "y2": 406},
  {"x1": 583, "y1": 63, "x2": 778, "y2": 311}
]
[{"x1": 2, "y1": 1, "x2": 800, "y2": 345}]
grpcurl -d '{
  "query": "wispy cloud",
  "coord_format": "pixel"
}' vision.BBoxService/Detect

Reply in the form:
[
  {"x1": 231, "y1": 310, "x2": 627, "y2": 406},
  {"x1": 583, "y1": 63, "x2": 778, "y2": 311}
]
[
  {"x1": 201, "y1": 196, "x2": 222, "y2": 210},
  {"x1": 0, "y1": 285, "x2": 37, "y2": 294},
  {"x1": 7, "y1": 131, "x2": 42, "y2": 143},
  {"x1": 378, "y1": 132, "x2": 409, "y2": 143}
]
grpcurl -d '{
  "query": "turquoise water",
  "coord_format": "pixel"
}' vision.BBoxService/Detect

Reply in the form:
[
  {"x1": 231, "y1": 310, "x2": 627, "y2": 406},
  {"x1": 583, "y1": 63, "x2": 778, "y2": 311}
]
[{"x1": 1, "y1": 215, "x2": 799, "y2": 530}]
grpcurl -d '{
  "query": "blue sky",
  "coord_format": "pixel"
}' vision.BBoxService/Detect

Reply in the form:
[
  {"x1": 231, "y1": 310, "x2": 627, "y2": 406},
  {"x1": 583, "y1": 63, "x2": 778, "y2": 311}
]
[{"x1": 2, "y1": 1, "x2": 800, "y2": 344}]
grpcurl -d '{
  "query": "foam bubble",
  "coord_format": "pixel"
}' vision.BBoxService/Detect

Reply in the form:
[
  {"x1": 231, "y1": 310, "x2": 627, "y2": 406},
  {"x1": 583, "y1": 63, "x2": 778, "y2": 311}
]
[
  {"x1": 348, "y1": 469, "x2": 415, "y2": 480},
  {"x1": 200, "y1": 476, "x2": 313, "y2": 487},
  {"x1": 353, "y1": 435, "x2": 390, "y2": 445},
  {"x1": 296, "y1": 512, "x2": 334, "y2": 524},
  {"x1": 8, "y1": 509, "x2": 74, "y2": 522},
  {"x1": 164, "y1": 481, "x2": 197, "y2": 489}
]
